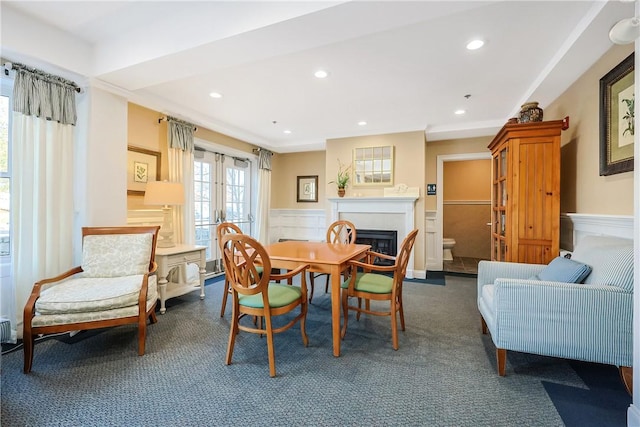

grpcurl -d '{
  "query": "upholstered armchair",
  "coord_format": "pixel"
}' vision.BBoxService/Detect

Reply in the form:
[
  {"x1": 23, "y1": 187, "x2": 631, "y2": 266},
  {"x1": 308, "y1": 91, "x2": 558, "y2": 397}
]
[
  {"x1": 23, "y1": 226, "x2": 160, "y2": 373},
  {"x1": 477, "y1": 235, "x2": 634, "y2": 380}
]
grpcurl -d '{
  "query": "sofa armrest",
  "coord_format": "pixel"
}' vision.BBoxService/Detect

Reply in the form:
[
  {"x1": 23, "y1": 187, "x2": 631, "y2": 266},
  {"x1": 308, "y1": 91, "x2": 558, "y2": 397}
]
[
  {"x1": 491, "y1": 279, "x2": 633, "y2": 366},
  {"x1": 477, "y1": 260, "x2": 545, "y2": 295}
]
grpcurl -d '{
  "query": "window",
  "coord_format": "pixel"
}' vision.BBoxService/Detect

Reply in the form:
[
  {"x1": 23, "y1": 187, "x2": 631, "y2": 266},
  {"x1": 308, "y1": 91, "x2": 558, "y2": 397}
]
[
  {"x1": 1, "y1": 76, "x2": 13, "y2": 339},
  {"x1": 0, "y1": 91, "x2": 9, "y2": 257},
  {"x1": 194, "y1": 149, "x2": 253, "y2": 276}
]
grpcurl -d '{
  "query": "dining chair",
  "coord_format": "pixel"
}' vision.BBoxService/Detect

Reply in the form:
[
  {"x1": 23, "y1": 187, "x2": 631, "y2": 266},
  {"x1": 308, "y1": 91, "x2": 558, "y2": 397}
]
[
  {"x1": 221, "y1": 233, "x2": 310, "y2": 377},
  {"x1": 309, "y1": 220, "x2": 356, "y2": 302},
  {"x1": 340, "y1": 228, "x2": 419, "y2": 350},
  {"x1": 216, "y1": 222, "x2": 243, "y2": 317}
]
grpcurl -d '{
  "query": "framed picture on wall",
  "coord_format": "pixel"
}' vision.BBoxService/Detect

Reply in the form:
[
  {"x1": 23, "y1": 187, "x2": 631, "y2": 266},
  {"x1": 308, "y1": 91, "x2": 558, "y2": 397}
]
[
  {"x1": 296, "y1": 175, "x2": 318, "y2": 202},
  {"x1": 599, "y1": 52, "x2": 634, "y2": 176},
  {"x1": 127, "y1": 145, "x2": 161, "y2": 196}
]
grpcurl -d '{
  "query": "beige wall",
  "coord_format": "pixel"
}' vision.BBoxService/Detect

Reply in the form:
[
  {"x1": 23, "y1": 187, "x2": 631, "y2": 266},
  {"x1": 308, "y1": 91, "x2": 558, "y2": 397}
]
[
  {"x1": 443, "y1": 160, "x2": 491, "y2": 200},
  {"x1": 443, "y1": 159, "x2": 491, "y2": 259},
  {"x1": 271, "y1": 151, "x2": 327, "y2": 209},
  {"x1": 545, "y1": 43, "x2": 634, "y2": 215},
  {"x1": 424, "y1": 136, "x2": 493, "y2": 210},
  {"x1": 126, "y1": 102, "x2": 257, "y2": 211},
  {"x1": 326, "y1": 131, "x2": 426, "y2": 270},
  {"x1": 127, "y1": 103, "x2": 168, "y2": 210}
]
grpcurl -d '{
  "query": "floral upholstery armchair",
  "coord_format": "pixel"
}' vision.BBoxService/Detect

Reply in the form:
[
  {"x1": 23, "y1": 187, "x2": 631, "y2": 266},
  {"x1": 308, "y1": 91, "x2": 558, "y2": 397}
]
[
  {"x1": 23, "y1": 226, "x2": 160, "y2": 373},
  {"x1": 477, "y1": 235, "x2": 634, "y2": 379}
]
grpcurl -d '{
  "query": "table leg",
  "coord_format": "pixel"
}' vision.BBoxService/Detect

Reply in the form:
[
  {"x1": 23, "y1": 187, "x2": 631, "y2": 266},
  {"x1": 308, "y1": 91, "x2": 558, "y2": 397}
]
[
  {"x1": 330, "y1": 265, "x2": 342, "y2": 357},
  {"x1": 199, "y1": 249, "x2": 206, "y2": 300},
  {"x1": 158, "y1": 275, "x2": 168, "y2": 314}
]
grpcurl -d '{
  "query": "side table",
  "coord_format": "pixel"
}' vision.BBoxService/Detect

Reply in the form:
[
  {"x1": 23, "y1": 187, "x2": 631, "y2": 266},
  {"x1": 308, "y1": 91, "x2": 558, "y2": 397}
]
[{"x1": 155, "y1": 244, "x2": 206, "y2": 314}]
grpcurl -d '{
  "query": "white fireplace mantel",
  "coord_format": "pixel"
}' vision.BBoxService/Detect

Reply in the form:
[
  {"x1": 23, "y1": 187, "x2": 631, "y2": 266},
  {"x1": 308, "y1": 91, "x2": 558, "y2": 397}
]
[{"x1": 328, "y1": 196, "x2": 419, "y2": 278}]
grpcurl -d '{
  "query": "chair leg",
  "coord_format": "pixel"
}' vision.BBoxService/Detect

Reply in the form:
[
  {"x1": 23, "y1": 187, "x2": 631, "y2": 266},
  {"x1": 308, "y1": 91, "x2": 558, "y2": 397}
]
[
  {"x1": 149, "y1": 309, "x2": 158, "y2": 325},
  {"x1": 264, "y1": 315, "x2": 277, "y2": 378},
  {"x1": 220, "y1": 278, "x2": 230, "y2": 317},
  {"x1": 391, "y1": 303, "x2": 399, "y2": 350},
  {"x1": 340, "y1": 290, "x2": 349, "y2": 339},
  {"x1": 481, "y1": 316, "x2": 488, "y2": 334},
  {"x1": 23, "y1": 327, "x2": 34, "y2": 374},
  {"x1": 309, "y1": 273, "x2": 315, "y2": 303},
  {"x1": 398, "y1": 297, "x2": 405, "y2": 331},
  {"x1": 496, "y1": 348, "x2": 507, "y2": 376},
  {"x1": 226, "y1": 306, "x2": 239, "y2": 366},
  {"x1": 324, "y1": 274, "x2": 330, "y2": 294},
  {"x1": 137, "y1": 318, "x2": 147, "y2": 356},
  {"x1": 300, "y1": 302, "x2": 309, "y2": 347}
]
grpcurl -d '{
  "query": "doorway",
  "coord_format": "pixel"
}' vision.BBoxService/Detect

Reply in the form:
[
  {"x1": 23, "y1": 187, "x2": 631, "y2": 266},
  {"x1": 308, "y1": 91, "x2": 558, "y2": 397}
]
[{"x1": 436, "y1": 153, "x2": 492, "y2": 274}]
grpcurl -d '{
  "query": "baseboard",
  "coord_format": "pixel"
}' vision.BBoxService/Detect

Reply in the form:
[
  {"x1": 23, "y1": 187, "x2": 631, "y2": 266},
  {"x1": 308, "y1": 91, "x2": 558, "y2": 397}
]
[{"x1": 628, "y1": 404, "x2": 640, "y2": 426}]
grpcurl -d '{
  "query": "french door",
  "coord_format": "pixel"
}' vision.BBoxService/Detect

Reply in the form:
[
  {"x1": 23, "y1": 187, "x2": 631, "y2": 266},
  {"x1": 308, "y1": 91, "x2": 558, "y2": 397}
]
[{"x1": 194, "y1": 150, "x2": 252, "y2": 276}]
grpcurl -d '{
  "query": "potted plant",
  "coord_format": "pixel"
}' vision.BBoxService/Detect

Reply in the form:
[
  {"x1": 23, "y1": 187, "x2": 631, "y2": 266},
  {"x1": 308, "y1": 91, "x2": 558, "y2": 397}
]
[{"x1": 330, "y1": 159, "x2": 351, "y2": 197}]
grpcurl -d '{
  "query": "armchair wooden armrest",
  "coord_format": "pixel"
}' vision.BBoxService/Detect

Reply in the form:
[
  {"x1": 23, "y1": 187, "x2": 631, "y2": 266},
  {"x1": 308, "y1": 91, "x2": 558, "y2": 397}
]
[
  {"x1": 24, "y1": 266, "x2": 84, "y2": 320},
  {"x1": 269, "y1": 263, "x2": 310, "y2": 281}
]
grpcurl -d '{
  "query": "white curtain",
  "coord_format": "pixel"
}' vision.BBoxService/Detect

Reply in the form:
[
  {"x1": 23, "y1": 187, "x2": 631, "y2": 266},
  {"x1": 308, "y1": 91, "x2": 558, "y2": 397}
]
[
  {"x1": 167, "y1": 117, "x2": 195, "y2": 245},
  {"x1": 169, "y1": 147, "x2": 195, "y2": 245},
  {"x1": 11, "y1": 114, "x2": 75, "y2": 339},
  {"x1": 6, "y1": 64, "x2": 77, "y2": 340},
  {"x1": 256, "y1": 150, "x2": 272, "y2": 244}
]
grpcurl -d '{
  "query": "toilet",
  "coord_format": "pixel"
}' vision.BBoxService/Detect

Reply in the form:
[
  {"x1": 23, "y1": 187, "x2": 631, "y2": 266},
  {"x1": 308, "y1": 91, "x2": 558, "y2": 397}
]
[{"x1": 443, "y1": 238, "x2": 456, "y2": 261}]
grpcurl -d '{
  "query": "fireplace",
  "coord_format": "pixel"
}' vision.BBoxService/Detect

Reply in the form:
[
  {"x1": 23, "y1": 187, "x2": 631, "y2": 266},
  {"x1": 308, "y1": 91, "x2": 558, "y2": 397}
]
[{"x1": 356, "y1": 229, "x2": 397, "y2": 266}]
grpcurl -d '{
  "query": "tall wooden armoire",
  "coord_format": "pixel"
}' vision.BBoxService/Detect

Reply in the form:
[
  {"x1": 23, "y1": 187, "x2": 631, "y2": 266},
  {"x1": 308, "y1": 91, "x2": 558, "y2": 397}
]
[{"x1": 488, "y1": 118, "x2": 568, "y2": 264}]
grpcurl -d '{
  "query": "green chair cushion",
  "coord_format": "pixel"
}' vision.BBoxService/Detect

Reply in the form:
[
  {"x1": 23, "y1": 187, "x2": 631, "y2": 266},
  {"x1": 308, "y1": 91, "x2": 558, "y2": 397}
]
[
  {"x1": 341, "y1": 272, "x2": 393, "y2": 294},
  {"x1": 238, "y1": 283, "x2": 302, "y2": 308}
]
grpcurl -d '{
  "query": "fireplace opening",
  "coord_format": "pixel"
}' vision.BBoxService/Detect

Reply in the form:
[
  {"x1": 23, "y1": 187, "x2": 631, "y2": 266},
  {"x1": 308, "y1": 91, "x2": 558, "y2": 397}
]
[{"x1": 355, "y1": 229, "x2": 398, "y2": 266}]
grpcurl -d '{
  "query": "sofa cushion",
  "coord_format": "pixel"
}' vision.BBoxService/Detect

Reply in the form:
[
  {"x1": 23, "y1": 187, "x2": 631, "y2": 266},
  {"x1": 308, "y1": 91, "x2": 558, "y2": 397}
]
[
  {"x1": 571, "y1": 236, "x2": 634, "y2": 291},
  {"x1": 36, "y1": 274, "x2": 151, "y2": 314},
  {"x1": 531, "y1": 256, "x2": 592, "y2": 283},
  {"x1": 82, "y1": 233, "x2": 152, "y2": 277}
]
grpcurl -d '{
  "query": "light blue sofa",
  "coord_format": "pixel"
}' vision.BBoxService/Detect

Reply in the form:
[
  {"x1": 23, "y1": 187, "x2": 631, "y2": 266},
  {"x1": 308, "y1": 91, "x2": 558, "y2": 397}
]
[{"x1": 477, "y1": 235, "x2": 634, "y2": 376}]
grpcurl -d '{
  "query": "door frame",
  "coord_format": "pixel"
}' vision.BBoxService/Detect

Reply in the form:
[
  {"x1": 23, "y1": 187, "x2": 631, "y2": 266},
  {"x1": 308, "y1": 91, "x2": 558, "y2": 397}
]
[{"x1": 434, "y1": 152, "x2": 492, "y2": 271}]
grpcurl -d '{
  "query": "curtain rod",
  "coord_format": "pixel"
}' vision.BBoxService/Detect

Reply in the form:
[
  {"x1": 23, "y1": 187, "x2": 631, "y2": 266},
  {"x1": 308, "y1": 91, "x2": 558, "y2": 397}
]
[
  {"x1": 3, "y1": 61, "x2": 82, "y2": 93},
  {"x1": 158, "y1": 116, "x2": 197, "y2": 131}
]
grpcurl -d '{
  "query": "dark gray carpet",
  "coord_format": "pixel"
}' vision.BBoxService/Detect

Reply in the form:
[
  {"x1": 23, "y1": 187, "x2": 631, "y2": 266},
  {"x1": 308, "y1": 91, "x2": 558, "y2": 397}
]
[{"x1": 0, "y1": 276, "x2": 619, "y2": 426}]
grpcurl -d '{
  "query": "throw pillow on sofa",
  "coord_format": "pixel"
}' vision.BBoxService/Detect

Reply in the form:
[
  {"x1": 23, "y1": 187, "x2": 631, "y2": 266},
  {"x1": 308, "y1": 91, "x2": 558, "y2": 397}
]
[{"x1": 530, "y1": 256, "x2": 592, "y2": 283}]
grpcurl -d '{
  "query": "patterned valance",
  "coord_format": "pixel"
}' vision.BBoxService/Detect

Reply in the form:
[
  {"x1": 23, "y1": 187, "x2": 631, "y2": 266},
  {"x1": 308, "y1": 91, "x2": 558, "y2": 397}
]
[
  {"x1": 257, "y1": 149, "x2": 273, "y2": 171},
  {"x1": 167, "y1": 116, "x2": 196, "y2": 152},
  {"x1": 12, "y1": 62, "x2": 79, "y2": 126}
]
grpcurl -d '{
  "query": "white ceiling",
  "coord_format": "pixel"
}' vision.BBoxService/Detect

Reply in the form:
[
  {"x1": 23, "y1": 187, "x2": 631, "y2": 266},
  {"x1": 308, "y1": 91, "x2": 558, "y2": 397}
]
[{"x1": 1, "y1": 1, "x2": 635, "y2": 153}]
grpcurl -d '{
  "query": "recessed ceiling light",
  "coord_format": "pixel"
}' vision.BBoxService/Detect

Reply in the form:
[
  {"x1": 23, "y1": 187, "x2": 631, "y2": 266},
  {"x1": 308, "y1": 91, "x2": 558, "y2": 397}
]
[
  {"x1": 455, "y1": 109, "x2": 466, "y2": 115},
  {"x1": 466, "y1": 39, "x2": 484, "y2": 50},
  {"x1": 358, "y1": 121, "x2": 367, "y2": 126},
  {"x1": 314, "y1": 70, "x2": 329, "y2": 79},
  {"x1": 283, "y1": 130, "x2": 292, "y2": 134},
  {"x1": 209, "y1": 92, "x2": 222, "y2": 99}
]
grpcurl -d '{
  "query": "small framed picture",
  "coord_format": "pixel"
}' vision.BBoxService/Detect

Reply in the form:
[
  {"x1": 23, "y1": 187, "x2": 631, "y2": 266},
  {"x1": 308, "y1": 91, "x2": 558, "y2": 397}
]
[
  {"x1": 127, "y1": 146, "x2": 161, "y2": 196},
  {"x1": 297, "y1": 175, "x2": 318, "y2": 203}
]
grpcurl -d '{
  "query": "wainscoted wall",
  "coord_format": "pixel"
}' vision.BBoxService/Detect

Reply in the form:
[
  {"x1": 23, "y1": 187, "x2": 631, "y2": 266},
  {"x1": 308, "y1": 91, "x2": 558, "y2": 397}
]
[
  {"x1": 443, "y1": 201, "x2": 491, "y2": 259},
  {"x1": 561, "y1": 213, "x2": 634, "y2": 252},
  {"x1": 269, "y1": 209, "x2": 327, "y2": 243}
]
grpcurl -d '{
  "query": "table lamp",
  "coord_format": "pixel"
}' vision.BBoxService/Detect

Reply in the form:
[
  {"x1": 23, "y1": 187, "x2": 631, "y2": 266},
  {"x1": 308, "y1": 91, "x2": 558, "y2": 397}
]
[{"x1": 144, "y1": 181, "x2": 185, "y2": 248}]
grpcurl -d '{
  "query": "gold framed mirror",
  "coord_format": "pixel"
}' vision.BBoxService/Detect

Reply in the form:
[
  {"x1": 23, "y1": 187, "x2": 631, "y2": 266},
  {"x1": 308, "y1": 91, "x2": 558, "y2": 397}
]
[{"x1": 353, "y1": 146, "x2": 394, "y2": 186}]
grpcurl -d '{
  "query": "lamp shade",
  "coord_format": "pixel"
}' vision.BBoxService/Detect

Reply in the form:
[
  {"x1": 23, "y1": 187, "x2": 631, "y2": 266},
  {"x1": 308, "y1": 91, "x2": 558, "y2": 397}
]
[
  {"x1": 609, "y1": 17, "x2": 640, "y2": 45},
  {"x1": 144, "y1": 181, "x2": 185, "y2": 206}
]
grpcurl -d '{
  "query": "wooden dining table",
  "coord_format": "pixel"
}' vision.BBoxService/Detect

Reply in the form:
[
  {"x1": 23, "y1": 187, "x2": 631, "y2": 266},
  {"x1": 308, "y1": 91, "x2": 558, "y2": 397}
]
[{"x1": 265, "y1": 240, "x2": 370, "y2": 357}]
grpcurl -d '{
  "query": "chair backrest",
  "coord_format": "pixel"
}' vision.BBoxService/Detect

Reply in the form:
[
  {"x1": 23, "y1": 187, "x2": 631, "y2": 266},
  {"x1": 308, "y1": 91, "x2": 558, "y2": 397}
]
[
  {"x1": 221, "y1": 233, "x2": 271, "y2": 297},
  {"x1": 81, "y1": 226, "x2": 159, "y2": 278},
  {"x1": 394, "y1": 229, "x2": 419, "y2": 282},
  {"x1": 326, "y1": 220, "x2": 356, "y2": 244},
  {"x1": 217, "y1": 222, "x2": 243, "y2": 248}
]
